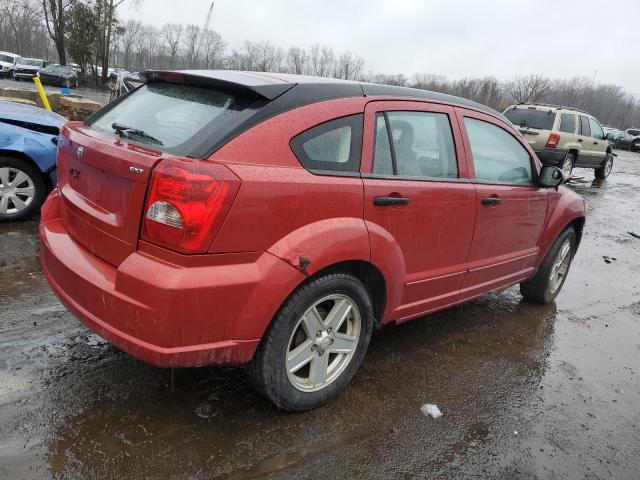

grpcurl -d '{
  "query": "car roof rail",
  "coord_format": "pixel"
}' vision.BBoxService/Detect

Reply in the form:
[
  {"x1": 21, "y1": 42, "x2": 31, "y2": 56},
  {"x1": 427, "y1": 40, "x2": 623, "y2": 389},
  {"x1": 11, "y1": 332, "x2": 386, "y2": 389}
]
[{"x1": 516, "y1": 102, "x2": 591, "y2": 115}]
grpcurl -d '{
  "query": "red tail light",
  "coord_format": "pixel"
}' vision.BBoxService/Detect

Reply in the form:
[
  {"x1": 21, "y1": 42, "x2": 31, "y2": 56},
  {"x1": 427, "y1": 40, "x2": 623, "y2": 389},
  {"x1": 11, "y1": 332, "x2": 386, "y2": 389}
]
[
  {"x1": 546, "y1": 133, "x2": 561, "y2": 148},
  {"x1": 141, "y1": 158, "x2": 240, "y2": 253}
]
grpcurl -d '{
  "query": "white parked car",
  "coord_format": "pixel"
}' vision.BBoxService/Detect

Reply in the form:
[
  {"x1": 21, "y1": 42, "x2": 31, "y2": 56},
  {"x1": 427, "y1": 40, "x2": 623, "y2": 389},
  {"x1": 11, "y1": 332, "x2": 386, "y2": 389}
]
[
  {"x1": 0, "y1": 51, "x2": 20, "y2": 77},
  {"x1": 13, "y1": 57, "x2": 46, "y2": 81}
]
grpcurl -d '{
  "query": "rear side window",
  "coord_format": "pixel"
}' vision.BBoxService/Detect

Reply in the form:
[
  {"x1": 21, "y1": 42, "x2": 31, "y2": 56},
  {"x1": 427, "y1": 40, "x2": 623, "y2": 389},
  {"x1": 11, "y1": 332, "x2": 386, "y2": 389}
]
[
  {"x1": 372, "y1": 111, "x2": 458, "y2": 179},
  {"x1": 559, "y1": 113, "x2": 576, "y2": 134},
  {"x1": 290, "y1": 114, "x2": 363, "y2": 173},
  {"x1": 89, "y1": 82, "x2": 255, "y2": 156},
  {"x1": 464, "y1": 117, "x2": 532, "y2": 185},
  {"x1": 579, "y1": 116, "x2": 591, "y2": 136},
  {"x1": 504, "y1": 108, "x2": 556, "y2": 130}
]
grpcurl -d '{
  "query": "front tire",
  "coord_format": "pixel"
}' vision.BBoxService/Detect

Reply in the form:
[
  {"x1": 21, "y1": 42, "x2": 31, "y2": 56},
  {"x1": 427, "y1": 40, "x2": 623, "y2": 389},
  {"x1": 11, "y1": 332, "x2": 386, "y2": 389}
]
[
  {"x1": 560, "y1": 152, "x2": 575, "y2": 176},
  {"x1": 0, "y1": 156, "x2": 47, "y2": 222},
  {"x1": 249, "y1": 273, "x2": 374, "y2": 411},
  {"x1": 520, "y1": 228, "x2": 576, "y2": 304},
  {"x1": 594, "y1": 153, "x2": 614, "y2": 179}
]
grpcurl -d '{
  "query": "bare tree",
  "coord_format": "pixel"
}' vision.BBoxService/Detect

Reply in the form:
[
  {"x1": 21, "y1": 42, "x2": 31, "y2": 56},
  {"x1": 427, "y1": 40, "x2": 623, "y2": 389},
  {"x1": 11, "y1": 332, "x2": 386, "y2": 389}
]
[
  {"x1": 184, "y1": 24, "x2": 200, "y2": 68},
  {"x1": 310, "y1": 44, "x2": 334, "y2": 77},
  {"x1": 199, "y1": 29, "x2": 225, "y2": 69},
  {"x1": 333, "y1": 51, "x2": 364, "y2": 80},
  {"x1": 41, "y1": 0, "x2": 73, "y2": 64},
  {"x1": 504, "y1": 74, "x2": 551, "y2": 103},
  {"x1": 286, "y1": 46, "x2": 307, "y2": 75},
  {"x1": 161, "y1": 23, "x2": 182, "y2": 69},
  {"x1": 243, "y1": 40, "x2": 283, "y2": 72},
  {"x1": 121, "y1": 19, "x2": 143, "y2": 71}
]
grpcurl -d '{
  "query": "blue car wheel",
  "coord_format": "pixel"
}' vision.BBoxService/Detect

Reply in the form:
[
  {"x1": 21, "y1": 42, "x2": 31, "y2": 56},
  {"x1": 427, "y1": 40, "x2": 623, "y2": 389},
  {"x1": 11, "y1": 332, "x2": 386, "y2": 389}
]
[{"x1": 0, "y1": 156, "x2": 47, "y2": 221}]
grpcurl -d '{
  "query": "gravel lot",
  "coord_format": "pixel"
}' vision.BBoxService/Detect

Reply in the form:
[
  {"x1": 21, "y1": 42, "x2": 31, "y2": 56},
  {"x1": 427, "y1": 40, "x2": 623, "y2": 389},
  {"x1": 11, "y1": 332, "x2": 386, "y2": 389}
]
[{"x1": 0, "y1": 150, "x2": 639, "y2": 479}]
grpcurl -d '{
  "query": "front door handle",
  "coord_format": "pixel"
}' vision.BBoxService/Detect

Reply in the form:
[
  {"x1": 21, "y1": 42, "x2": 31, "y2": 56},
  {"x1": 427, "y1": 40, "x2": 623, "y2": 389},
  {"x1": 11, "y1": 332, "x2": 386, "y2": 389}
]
[
  {"x1": 594, "y1": 141, "x2": 599, "y2": 145},
  {"x1": 373, "y1": 196, "x2": 410, "y2": 206},
  {"x1": 578, "y1": 138, "x2": 583, "y2": 142},
  {"x1": 481, "y1": 196, "x2": 503, "y2": 206}
]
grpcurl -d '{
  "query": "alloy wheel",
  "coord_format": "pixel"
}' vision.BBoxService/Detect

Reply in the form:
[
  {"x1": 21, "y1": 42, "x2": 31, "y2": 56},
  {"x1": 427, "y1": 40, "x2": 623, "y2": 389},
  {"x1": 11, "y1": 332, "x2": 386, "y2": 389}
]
[
  {"x1": 549, "y1": 239, "x2": 571, "y2": 295},
  {"x1": 286, "y1": 294, "x2": 361, "y2": 392},
  {"x1": 561, "y1": 157, "x2": 573, "y2": 175},
  {"x1": 604, "y1": 157, "x2": 613, "y2": 176},
  {"x1": 0, "y1": 167, "x2": 35, "y2": 215}
]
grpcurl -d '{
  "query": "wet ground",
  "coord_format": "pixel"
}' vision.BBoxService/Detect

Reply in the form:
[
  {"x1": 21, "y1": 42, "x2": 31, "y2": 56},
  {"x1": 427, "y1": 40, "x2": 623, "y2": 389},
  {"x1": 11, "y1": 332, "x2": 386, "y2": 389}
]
[
  {"x1": 1, "y1": 151, "x2": 639, "y2": 479},
  {"x1": 0, "y1": 77, "x2": 109, "y2": 105}
]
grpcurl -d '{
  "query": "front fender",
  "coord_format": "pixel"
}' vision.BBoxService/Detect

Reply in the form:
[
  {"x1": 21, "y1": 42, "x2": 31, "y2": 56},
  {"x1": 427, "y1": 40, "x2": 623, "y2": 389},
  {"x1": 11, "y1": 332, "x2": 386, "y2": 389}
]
[
  {"x1": 0, "y1": 123, "x2": 58, "y2": 173},
  {"x1": 537, "y1": 186, "x2": 587, "y2": 263}
]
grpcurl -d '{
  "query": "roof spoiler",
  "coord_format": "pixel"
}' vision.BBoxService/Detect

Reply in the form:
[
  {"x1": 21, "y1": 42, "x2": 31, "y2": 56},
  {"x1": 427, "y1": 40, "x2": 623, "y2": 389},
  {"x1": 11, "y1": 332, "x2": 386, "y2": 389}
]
[{"x1": 141, "y1": 70, "x2": 295, "y2": 101}]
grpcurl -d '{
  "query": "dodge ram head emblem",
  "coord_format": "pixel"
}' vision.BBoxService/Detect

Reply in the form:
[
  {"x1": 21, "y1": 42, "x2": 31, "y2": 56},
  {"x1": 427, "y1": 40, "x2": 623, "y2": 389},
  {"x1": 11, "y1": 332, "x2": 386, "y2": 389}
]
[
  {"x1": 76, "y1": 146, "x2": 83, "y2": 159},
  {"x1": 129, "y1": 166, "x2": 145, "y2": 174},
  {"x1": 70, "y1": 168, "x2": 80, "y2": 179}
]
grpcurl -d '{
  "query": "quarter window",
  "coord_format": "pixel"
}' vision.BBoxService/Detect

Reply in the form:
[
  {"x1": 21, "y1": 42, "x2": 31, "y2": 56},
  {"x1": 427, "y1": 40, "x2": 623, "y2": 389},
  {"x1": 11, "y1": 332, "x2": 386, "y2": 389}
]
[
  {"x1": 372, "y1": 111, "x2": 458, "y2": 179},
  {"x1": 559, "y1": 113, "x2": 576, "y2": 134},
  {"x1": 464, "y1": 117, "x2": 533, "y2": 185},
  {"x1": 579, "y1": 116, "x2": 591, "y2": 137},
  {"x1": 290, "y1": 114, "x2": 363, "y2": 173}
]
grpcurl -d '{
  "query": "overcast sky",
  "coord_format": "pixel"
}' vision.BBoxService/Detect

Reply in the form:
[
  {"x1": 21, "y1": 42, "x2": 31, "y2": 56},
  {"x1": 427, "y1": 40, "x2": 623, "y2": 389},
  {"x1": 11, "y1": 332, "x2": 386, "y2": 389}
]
[{"x1": 121, "y1": 0, "x2": 640, "y2": 97}]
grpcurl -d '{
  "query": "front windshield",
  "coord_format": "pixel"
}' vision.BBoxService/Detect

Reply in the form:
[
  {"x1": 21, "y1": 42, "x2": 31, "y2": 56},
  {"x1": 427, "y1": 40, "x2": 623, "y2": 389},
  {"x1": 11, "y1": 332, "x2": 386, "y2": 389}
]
[{"x1": 21, "y1": 58, "x2": 43, "y2": 67}]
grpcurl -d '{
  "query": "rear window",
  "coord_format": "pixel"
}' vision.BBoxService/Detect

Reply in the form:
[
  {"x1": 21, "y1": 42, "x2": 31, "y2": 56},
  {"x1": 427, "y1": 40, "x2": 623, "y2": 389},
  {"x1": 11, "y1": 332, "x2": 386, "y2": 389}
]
[
  {"x1": 89, "y1": 82, "x2": 254, "y2": 155},
  {"x1": 504, "y1": 108, "x2": 556, "y2": 130}
]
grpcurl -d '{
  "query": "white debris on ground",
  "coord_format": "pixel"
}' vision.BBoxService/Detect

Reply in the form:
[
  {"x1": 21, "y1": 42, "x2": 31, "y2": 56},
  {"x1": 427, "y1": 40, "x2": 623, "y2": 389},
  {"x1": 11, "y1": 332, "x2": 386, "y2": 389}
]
[{"x1": 420, "y1": 404, "x2": 442, "y2": 419}]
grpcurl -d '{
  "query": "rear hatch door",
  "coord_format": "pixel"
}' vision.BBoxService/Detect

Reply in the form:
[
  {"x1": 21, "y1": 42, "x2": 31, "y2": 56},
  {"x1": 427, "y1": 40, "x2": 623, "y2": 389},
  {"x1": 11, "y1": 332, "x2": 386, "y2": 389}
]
[{"x1": 57, "y1": 123, "x2": 163, "y2": 266}]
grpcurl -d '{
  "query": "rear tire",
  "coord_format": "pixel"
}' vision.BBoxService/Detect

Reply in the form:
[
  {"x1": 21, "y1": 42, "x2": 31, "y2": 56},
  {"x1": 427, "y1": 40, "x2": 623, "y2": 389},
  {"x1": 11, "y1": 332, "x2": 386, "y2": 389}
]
[
  {"x1": 249, "y1": 273, "x2": 374, "y2": 411},
  {"x1": 520, "y1": 228, "x2": 576, "y2": 304},
  {"x1": 0, "y1": 156, "x2": 47, "y2": 222},
  {"x1": 594, "y1": 153, "x2": 614, "y2": 179}
]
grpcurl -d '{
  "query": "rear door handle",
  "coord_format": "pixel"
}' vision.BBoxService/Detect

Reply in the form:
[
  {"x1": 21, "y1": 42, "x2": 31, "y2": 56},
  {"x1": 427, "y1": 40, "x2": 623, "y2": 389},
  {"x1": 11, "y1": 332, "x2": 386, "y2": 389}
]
[
  {"x1": 481, "y1": 196, "x2": 503, "y2": 206},
  {"x1": 594, "y1": 141, "x2": 599, "y2": 145},
  {"x1": 373, "y1": 196, "x2": 410, "y2": 206}
]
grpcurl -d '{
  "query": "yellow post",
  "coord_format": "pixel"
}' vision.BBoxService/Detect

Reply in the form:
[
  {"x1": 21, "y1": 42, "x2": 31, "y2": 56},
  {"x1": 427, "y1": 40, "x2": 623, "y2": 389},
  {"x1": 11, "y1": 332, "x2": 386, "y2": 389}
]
[{"x1": 32, "y1": 76, "x2": 52, "y2": 111}]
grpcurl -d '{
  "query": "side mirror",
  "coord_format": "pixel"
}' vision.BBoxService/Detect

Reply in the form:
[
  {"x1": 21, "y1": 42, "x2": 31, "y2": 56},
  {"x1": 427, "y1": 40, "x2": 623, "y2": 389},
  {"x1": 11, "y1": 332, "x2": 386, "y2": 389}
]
[{"x1": 539, "y1": 165, "x2": 565, "y2": 188}]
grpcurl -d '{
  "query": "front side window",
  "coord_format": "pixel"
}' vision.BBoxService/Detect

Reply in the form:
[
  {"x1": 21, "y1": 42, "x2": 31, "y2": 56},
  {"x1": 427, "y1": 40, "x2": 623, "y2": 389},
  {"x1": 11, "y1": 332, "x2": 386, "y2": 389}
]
[
  {"x1": 589, "y1": 118, "x2": 604, "y2": 139},
  {"x1": 290, "y1": 114, "x2": 363, "y2": 173},
  {"x1": 372, "y1": 111, "x2": 458, "y2": 179},
  {"x1": 628, "y1": 129, "x2": 640, "y2": 136},
  {"x1": 579, "y1": 116, "x2": 591, "y2": 136},
  {"x1": 559, "y1": 113, "x2": 576, "y2": 134},
  {"x1": 464, "y1": 117, "x2": 533, "y2": 185}
]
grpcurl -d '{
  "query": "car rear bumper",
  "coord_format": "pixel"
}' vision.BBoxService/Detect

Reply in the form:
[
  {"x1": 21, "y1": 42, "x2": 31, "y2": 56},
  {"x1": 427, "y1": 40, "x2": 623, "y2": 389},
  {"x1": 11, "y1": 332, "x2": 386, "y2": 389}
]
[
  {"x1": 534, "y1": 148, "x2": 568, "y2": 166},
  {"x1": 39, "y1": 190, "x2": 304, "y2": 367}
]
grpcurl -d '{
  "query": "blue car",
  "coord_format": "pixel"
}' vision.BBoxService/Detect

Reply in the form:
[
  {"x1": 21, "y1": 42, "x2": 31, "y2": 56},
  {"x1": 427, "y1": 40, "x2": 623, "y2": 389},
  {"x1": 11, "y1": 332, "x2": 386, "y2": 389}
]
[{"x1": 0, "y1": 102, "x2": 66, "y2": 221}]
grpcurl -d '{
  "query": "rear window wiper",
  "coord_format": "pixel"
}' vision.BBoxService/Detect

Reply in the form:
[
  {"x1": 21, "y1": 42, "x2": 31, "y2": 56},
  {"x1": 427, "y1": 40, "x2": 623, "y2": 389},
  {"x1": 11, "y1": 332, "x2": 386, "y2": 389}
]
[{"x1": 111, "y1": 122, "x2": 164, "y2": 146}]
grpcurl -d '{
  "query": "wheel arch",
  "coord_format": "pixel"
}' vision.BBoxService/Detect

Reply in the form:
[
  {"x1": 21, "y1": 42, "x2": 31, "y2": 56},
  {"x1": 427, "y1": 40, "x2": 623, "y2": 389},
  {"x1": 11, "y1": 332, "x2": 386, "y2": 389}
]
[{"x1": 0, "y1": 148, "x2": 54, "y2": 190}]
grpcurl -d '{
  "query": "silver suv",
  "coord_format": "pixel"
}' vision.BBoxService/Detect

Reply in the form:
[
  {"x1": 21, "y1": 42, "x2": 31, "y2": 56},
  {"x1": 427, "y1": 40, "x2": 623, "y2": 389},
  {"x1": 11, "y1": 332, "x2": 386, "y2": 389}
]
[{"x1": 504, "y1": 103, "x2": 614, "y2": 179}]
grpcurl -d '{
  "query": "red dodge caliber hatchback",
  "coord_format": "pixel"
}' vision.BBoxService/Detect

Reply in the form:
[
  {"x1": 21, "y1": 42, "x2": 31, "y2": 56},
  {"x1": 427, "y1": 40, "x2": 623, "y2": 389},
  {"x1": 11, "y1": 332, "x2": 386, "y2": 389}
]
[{"x1": 40, "y1": 71, "x2": 586, "y2": 410}]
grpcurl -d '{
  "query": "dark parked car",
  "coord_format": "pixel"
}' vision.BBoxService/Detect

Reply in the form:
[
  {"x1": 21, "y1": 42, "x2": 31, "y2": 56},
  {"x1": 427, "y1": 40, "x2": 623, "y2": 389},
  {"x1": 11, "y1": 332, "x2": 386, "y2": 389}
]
[
  {"x1": 0, "y1": 102, "x2": 65, "y2": 221},
  {"x1": 38, "y1": 64, "x2": 79, "y2": 88},
  {"x1": 40, "y1": 71, "x2": 587, "y2": 411},
  {"x1": 606, "y1": 129, "x2": 638, "y2": 151}
]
